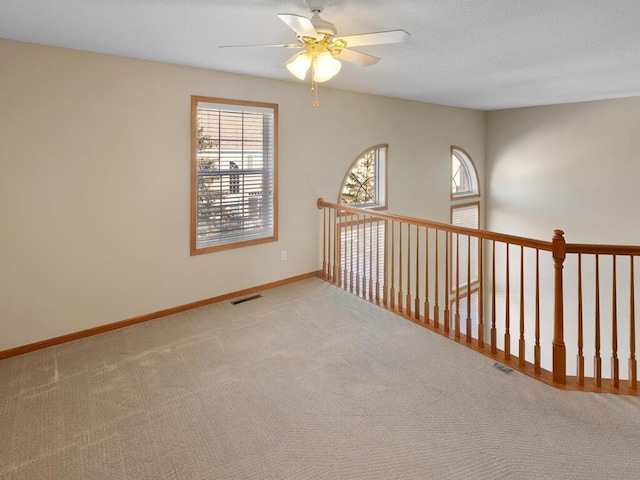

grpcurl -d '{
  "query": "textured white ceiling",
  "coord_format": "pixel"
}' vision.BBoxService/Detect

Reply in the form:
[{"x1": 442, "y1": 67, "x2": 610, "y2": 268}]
[{"x1": 1, "y1": 0, "x2": 639, "y2": 110}]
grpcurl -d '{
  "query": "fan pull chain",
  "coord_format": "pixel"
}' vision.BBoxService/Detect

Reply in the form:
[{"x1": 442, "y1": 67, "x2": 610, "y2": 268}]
[{"x1": 311, "y1": 61, "x2": 320, "y2": 106}]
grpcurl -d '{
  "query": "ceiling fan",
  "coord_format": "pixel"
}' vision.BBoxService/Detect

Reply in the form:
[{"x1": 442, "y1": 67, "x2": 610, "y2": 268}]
[{"x1": 220, "y1": 0, "x2": 410, "y2": 105}]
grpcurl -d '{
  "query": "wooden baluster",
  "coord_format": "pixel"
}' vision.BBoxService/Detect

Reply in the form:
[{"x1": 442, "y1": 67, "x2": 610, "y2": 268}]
[
  {"x1": 363, "y1": 217, "x2": 367, "y2": 298},
  {"x1": 358, "y1": 215, "x2": 363, "y2": 296},
  {"x1": 552, "y1": 230, "x2": 567, "y2": 385},
  {"x1": 390, "y1": 221, "x2": 396, "y2": 309},
  {"x1": 434, "y1": 230, "x2": 440, "y2": 329},
  {"x1": 491, "y1": 241, "x2": 497, "y2": 354},
  {"x1": 322, "y1": 207, "x2": 327, "y2": 278},
  {"x1": 594, "y1": 254, "x2": 602, "y2": 387},
  {"x1": 335, "y1": 212, "x2": 340, "y2": 288},
  {"x1": 444, "y1": 231, "x2": 450, "y2": 334},
  {"x1": 576, "y1": 253, "x2": 584, "y2": 386},
  {"x1": 630, "y1": 256, "x2": 637, "y2": 390},
  {"x1": 466, "y1": 234, "x2": 472, "y2": 343},
  {"x1": 455, "y1": 233, "x2": 461, "y2": 339},
  {"x1": 354, "y1": 214, "x2": 359, "y2": 292},
  {"x1": 359, "y1": 214, "x2": 364, "y2": 296},
  {"x1": 505, "y1": 243, "x2": 511, "y2": 360},
  {"x1": 611, "y1": 255, "x2": 619, "y2": 388},
  {"x1": 577, "y1": 253, "x2": 585, "y2": 385},
  {"x1": 337, "y1": 209, "x2": 343, "y2": 286},
  {"x1": 349, "y1": 214, "x2": 354, "y2": 293},
  {"x1": 424, "y1": 227, "x2": 430, "y2": 325},
  {"x1": 519, "y1": 245, "x2": 525, "y2": 367},
  {"x1": 340, "y1": 210, "x2": 344, "y2": 287},
  {"x1": 345, "y1": 213, "x2": 350, "y2": 289},
  {"x1": 356, "y1": 213, "x2": 364, "y2": 296},
  {"x1": 353, "y1": 214, "x2": 358, "y2": 293},
  {"x1": 415, "y1": 226, "x2": 421, "y2": 320},
  {"x1": 362, "y1": 216, "x2": 368, "y2": 298},
  {"x1": 327, "y1": 208, "x2": 332, "y2": 283},
  {"x1": 337, "y1": 209, "x2": 343, "y2": 285},
  {"x1": 345, "y1": 217, "x2": 349, "y2": 289},
  {"x1": 368, "y1": 217, "x2": 374, "y2": 300},
  {"x1": 375, "y1": 220, "x2": 381, "y2": 303},
  {"x1": 344, "y1": 217, "x2": 349, "y2": 290},
  {"x1": 478, "y1": 239, "x2": 484, "y2": 349},
  {"x1": 398, "y1": 222, "x2": 404, "y2": 312},
  {"x1": 406, "y1": 224, "x2": 412, "y2": 317},
  {"x1": 383, "y1": 220, "x2": 389, "y2": 306},
  {"x1": 534, "y1": 249, "x2": 541, "y2": 374},
  {"x1": 331, "y1": 208, "x2": 336, "y2": 284},
  {"x1": 341, "y1": 216, "x2": 347, "y2": 289}
]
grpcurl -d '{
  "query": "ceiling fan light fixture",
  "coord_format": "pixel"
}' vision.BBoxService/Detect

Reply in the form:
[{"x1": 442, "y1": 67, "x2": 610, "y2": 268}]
[
  {"x1": 286, "y1": 52, "x2": 312, "y2": 80},
  {"x1": 313, "y1": 51, "x2": 341, "y2": 82}
]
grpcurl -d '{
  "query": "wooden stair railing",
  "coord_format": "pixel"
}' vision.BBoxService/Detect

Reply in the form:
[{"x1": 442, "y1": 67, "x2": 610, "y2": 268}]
[{"x1": 317, "y1": 198, "x2": 640, "y2": 395}]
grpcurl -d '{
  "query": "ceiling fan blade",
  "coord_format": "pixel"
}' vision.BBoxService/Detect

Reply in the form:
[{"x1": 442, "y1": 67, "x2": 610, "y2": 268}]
[
  {"x1": 277, "y1": 14, "x2": 319, "y2": 39},
  {"x1": 219, "y1": 43, "x2": 302, "y2": 49},
  {"x1": 336, "y1": 29, "x2": 411, "y2": 48},
  {"x1": 336, "y1": 48, "x2": 380, "y2": 67}
]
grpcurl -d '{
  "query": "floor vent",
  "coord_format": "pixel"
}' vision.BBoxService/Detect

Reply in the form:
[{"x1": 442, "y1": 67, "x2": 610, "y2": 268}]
[
  {"x1": 231, "y1": 294, "x2": 263, "y2": 305},
  {"x1": 493, "y1": 362, "x2": 513, "y2": 374}
]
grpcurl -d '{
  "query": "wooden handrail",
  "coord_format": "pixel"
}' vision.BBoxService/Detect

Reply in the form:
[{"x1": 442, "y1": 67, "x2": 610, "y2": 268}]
[
  {"x1": 317, "y1": 198, "x2": 639, "y2": 395},
  {"x1": 317, "y1": 198, "x2": 553, "y2": 251},
  {"x1": 566, "y1": 243, "x2": 640, "y2": 255}
]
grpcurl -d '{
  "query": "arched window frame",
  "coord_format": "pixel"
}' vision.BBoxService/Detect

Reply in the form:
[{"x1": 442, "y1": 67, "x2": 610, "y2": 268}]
[
  {"x1": 451, "y1": 146, "x2": 480, "y2": 200},
  {"x1": 338, "y1": 144, "x2": 388, "y2": 210}
]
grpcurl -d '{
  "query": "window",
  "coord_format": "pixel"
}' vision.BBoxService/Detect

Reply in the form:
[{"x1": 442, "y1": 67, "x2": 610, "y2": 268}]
[
  {"x1": 191, "y1": 96, "x2": 278, "y2": 255},
  {"x1": 339, "y1": 144, "x2": 387, "y2": 209},
  {"x1": 339, "y1": 217, "x2": 386, "y2": 299},
  {"x1": 451, "y1": 202, "x2": 480, "y2": 290},
  {"x1": 451, "y1": 146, "x2": 479, "y2": 198}
]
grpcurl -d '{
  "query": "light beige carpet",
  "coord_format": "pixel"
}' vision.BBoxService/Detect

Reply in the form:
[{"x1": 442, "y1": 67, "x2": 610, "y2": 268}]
[{"x1": 1, "y1": 277, "x2": 639, "y2": 479}]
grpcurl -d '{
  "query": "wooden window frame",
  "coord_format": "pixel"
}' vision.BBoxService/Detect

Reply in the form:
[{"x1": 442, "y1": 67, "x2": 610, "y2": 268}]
[
  {"x1": 190, "y1": 96, "x2": 278, "y2": 255},
  {"x1": 338, "y1": 144, "x2": 388, "y2": 211}
]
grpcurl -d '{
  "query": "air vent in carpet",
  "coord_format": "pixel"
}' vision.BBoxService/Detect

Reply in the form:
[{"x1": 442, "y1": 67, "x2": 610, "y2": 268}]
[
  {"x1": 231, "y1": 294, "x2": 263, "y2": 305},
  {"x1": 493, "y1": 362, "x2": 513, "y2": 374}
]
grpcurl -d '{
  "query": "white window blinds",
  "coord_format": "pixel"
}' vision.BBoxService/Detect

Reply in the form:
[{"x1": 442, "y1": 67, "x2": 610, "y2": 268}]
[
  {"x1": 451, "y1": 203, "x2": 479, "y2": 289},
  {"x1": 192, "y1": 98, "x2": 277, "y2": 253},
  {"x1": 340, "y1": 219, "x2": 386, "y2": 298}
]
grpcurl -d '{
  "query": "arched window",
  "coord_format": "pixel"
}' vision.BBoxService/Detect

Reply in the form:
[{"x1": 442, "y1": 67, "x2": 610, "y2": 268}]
[
  {"x1": 451, "y1": 146, "x2": 479, "y2": 199},
  {"x1": 339, "y1": 144, "x2": 387, "y2": 209}
]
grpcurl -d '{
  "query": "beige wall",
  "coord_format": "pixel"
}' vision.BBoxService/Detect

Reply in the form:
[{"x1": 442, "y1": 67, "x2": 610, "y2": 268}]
[
  {"x1": 486, "y1": 97, "x2": 640, "y2": 244},
  {"x1": 0, "y1": 39, "x2": 485, "y2": 351}
]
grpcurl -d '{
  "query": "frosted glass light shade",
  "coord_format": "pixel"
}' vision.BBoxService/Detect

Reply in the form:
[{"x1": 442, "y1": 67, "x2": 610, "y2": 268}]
[
  {"x1": 313, "y1": 52, "x2": 341, "y2": 82},
  {"x1": 286, "y1": 53, "x2": 312, "y2": 80}
]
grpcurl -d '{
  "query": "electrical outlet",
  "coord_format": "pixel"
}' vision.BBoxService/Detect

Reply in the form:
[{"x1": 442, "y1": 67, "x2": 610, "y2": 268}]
[{"x1": 280, "y1": 250, "x2": 287, "y2": 261}]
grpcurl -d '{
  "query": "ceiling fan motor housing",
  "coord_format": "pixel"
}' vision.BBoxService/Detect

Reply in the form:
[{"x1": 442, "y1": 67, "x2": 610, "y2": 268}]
[
  {"x1": 305, "y1": 0, "x2": 336, "y2": 37},
  {"x1": 310, "y1": 14, "x2": 337, "y2": 37}
]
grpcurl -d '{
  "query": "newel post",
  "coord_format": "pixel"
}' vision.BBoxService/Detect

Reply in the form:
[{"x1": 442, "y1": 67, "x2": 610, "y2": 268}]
[{"x1": 552, "y1": 230, "x2": 567, "y2": 385}]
